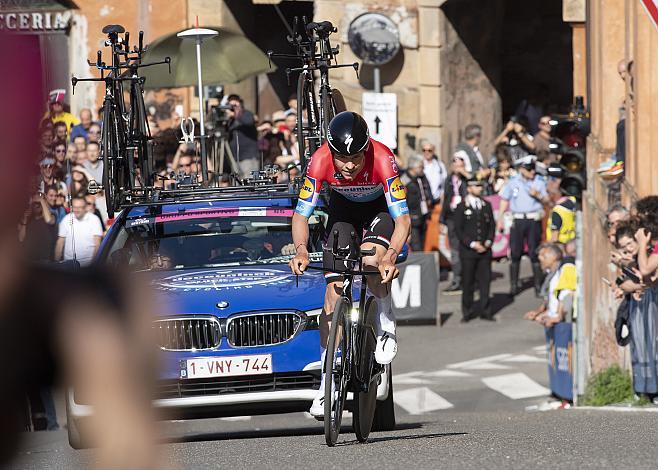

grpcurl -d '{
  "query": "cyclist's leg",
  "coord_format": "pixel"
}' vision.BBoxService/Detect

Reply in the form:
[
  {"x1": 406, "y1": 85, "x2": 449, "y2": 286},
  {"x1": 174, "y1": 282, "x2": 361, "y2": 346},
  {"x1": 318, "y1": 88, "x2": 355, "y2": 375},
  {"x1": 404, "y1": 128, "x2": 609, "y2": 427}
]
[
  {"x1": 310, "y1": 220, "x2": 359, "y2": 416},
  {"x1": 321, "y1": 220, "x2": 360, "y2": 343},
  {"x1": 361, "y1": 212, "x2": 398, "y2": 364}
]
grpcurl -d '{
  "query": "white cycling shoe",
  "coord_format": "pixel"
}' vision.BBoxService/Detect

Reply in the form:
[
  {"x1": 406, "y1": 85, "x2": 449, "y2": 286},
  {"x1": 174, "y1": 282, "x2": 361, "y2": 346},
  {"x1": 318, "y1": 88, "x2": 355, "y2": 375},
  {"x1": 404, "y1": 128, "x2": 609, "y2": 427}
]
[
  {"x1": 375, "y1": 332, "x2": 398, "y2": 364},
  {"x1": 309, "y1": 388, "x2": 325, "y2": 418}
]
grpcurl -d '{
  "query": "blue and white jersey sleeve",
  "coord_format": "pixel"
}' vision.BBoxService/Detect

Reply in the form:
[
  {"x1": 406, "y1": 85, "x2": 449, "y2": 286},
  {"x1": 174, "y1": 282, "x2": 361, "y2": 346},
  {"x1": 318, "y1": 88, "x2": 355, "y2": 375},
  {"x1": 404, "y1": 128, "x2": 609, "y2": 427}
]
[{"x1": 294, "y1": 175, "x2": 320, "y2": 218}]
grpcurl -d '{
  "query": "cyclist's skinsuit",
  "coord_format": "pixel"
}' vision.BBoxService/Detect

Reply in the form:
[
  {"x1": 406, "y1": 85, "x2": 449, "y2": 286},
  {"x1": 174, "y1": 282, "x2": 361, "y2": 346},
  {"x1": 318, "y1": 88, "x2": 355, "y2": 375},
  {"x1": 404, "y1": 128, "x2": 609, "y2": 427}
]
[{"x1": 295, "y1": 138, "x2": 409, "y2": 282}]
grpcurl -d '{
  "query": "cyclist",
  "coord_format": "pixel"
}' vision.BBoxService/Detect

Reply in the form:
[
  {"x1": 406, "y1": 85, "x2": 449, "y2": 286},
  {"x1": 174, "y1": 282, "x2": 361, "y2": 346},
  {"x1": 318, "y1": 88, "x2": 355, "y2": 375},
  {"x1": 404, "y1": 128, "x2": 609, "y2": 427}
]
[{"x1": 289, "y1": 111, "x2": 411, "y2": 417}]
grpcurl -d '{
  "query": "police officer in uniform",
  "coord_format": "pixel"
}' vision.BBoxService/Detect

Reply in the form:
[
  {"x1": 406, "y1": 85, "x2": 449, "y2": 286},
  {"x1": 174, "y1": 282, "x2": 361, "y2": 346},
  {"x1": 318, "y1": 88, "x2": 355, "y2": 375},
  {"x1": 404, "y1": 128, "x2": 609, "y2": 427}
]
[
  {"x1": 497, "y1": 155, "x2": 549, "y2": 297},
  {"x1": 454, "y1": 177, "x2": 495, "y2": 322}
]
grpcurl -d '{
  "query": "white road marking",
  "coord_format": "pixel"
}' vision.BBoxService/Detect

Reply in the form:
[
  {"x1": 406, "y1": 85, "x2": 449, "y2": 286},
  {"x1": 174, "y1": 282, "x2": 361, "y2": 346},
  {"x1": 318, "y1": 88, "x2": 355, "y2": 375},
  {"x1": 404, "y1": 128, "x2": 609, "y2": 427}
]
[
  {"x1": 447, "y1": 353, "x2": 513, "y2": 369},
  {"x1": 482, "y1": 373, "x2": 550, "y2": 399},
  {"x1": 394, "y1": 377, "x2": 434, "y2": 385},
  {"x1": 500, "y1": 354, "x2": 547, "y2": 363},
  {"x1": 220, "y1": 416, "x2": 252, "y2": 422},
  {"x1": 461, "y1": 362, "x2": 512, "y2": 370},
  {"x1": 393, "y1": 371, "x2": 433, "y2": 385},
  {"x1": 574, "y1": 406, "x2": 658, "y2": 413},
  {"x1": 425, "y1": 369, "x2": 473, "y2": 378},
  {"x1": 393, "y1": 387, "x2": 454, "y2": 414},
  {"x1": 533, "y1": 345, "x2": 547, "y2": 352}
]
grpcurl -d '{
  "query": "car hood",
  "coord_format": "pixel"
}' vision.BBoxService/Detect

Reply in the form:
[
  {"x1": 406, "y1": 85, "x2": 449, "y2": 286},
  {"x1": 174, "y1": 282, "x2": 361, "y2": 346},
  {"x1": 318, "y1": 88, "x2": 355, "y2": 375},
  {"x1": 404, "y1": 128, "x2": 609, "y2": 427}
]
[{"x1": 147, "y1": 264, "x2": 327, "y2": 317}]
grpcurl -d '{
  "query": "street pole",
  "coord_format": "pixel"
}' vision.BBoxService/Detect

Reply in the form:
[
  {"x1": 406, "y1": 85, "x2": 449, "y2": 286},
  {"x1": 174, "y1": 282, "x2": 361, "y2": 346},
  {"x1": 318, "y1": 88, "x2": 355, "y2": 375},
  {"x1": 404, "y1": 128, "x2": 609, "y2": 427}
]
[
  {"x1": 177, "y1": 25, "x2": 218, "y2": 185},
  {"x1": 373, "y1": 66, "x2": 381, "y2": 93},
  {"x1": 194, "y1": 37, "x2": 208, "y2": 184}
]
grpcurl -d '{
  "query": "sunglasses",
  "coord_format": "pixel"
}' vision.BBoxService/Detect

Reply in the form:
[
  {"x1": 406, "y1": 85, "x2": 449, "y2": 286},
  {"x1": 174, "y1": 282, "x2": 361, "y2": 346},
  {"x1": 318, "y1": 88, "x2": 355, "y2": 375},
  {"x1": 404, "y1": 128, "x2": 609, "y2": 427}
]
[
  {"x1": 422, "y1": 148, "x2": 433, "y2": 152},
  {"x1": 89, "y1": 130, "x2": 100, "y2": 134},
  {"x1": 55, "y1": 149, "x2": 66, "y2": 153},
  {"x1": 333, "y1": 152, "x2": 364, "y2": 161}
]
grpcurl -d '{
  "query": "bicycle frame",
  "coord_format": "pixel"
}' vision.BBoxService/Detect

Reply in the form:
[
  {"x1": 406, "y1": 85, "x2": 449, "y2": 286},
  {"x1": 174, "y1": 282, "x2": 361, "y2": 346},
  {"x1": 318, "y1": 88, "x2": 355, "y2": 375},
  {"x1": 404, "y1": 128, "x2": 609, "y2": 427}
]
[
  {"x1": 71, "y1": 25, "x2": 170, "y2": 215},
  {"x1": 311, "y1": 236, "x2": 383, "y2": 393},
  {"x1": 267, "y1": 17, "x2": 358, "y2": 171}
]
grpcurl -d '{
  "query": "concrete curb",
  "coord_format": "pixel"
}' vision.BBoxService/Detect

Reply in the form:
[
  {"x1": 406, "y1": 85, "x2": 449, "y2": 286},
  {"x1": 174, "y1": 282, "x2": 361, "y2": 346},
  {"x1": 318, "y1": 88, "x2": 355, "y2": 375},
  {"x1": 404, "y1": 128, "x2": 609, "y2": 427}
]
[{"x1": 572, "y1": 405, "x2": 658, "y2": 413}]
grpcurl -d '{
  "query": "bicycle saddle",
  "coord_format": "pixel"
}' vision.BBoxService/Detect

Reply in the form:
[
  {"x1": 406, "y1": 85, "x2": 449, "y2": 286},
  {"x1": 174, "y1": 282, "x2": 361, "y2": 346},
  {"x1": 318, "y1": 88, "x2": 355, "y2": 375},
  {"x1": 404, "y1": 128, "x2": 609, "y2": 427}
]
[{"x1": 102, "y1": 24, "x2": 125, "y2": 34}]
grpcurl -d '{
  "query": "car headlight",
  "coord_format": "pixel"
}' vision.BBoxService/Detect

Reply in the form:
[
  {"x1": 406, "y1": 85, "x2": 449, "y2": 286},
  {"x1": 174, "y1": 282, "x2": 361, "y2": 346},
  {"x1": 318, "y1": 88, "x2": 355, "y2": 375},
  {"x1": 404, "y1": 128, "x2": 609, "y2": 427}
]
[{"x1": 304, "y1": 308, "x2": 322, "y2": 330}]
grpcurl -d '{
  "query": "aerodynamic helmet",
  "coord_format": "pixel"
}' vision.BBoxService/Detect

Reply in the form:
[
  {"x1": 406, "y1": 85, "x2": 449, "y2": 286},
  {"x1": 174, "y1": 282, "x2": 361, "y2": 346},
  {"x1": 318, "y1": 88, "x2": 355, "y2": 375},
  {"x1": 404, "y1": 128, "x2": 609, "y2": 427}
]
[{"x1": 327, "y1": 111, "x2": 369, "y2": 156}]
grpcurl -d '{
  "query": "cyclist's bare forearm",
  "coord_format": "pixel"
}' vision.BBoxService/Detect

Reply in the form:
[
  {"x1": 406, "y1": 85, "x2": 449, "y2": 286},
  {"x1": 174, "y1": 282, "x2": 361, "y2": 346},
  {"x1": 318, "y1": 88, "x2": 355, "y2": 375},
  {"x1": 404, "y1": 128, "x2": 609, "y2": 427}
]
[{"x1": 291, "y1": 213, "x2": 310, "y2": 255}]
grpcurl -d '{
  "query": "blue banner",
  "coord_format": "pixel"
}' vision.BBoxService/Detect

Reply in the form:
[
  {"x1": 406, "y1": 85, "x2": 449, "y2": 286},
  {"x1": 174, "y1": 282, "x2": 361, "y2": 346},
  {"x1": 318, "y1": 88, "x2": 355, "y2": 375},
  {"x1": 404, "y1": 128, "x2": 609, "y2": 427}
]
[{"x1": 545, "y1": 323, "x2": 573, "y2": 400}]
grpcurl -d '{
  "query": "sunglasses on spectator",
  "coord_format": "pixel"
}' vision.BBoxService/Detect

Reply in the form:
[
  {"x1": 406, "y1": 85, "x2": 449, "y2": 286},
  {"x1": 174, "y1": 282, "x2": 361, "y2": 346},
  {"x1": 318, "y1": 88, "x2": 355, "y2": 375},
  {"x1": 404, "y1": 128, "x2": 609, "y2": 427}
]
[
  {"x1": 89, "y1": 130, "x2": 100, "y2": 134},
  {"x1": 55, "y1": 148, "x2": 66, "y2": 154},
  {"x1": 422, "y1": 148, "x2": 433, "y2": 152},
  {"x1": 539, "y1": 120, "x2": 551, "y2": 125}
]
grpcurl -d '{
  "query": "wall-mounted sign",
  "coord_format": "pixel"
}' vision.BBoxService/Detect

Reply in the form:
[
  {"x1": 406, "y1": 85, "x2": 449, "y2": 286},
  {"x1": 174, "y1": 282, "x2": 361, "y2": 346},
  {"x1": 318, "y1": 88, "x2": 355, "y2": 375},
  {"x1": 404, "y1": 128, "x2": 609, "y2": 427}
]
[
  {"x1": 348, "y1": 12, "x2": 400, "y2": 66},
  {"x1": 0, "y1": 11, "x2": 71, "y2": 31},
  {"x1": 362, "y1": 91, "x2": 397, "y2": 149}
]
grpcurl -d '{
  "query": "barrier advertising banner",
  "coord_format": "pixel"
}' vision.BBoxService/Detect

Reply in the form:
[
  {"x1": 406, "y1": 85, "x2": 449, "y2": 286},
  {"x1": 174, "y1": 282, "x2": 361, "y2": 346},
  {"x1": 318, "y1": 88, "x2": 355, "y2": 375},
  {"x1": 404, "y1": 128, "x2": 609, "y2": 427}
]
[
  {"x1": 545, "y1": 323, "x2": 574, "y2": 400},
  {"x1": 392, "y1": 252, "x2": 438, "y2": 323}
]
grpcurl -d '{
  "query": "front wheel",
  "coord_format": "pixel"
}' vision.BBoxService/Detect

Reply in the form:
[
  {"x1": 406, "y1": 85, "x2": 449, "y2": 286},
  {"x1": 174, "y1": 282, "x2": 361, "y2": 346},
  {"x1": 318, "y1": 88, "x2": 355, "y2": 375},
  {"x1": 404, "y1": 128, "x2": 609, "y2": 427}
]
[
  {"x1": 353, "y1": 296, "x2": 378, "y2": 442},
  {"x1": 324, "y1": 297, "x2": 350, "y2": 447},
  {"x1": 101, "y1": 99, "x2": 116, "y2": 218}
]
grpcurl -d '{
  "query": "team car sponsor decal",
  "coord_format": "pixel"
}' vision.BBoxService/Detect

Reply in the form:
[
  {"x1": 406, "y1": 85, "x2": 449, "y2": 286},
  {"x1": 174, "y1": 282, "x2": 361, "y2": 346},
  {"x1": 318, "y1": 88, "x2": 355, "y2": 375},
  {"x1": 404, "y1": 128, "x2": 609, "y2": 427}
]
[
  {"x1": 299, "y1": 176, "x2": 317, "y2": 202},
  {"x1": 126, "y1": 216, "x2": 155, "y2": 228},
  {"x1": 156, "y1": 268, "x2": 294, "y2": 292},
  {"x1": 386, "y1": 175, "x2": 407, "y2": 202},
  {"x1": 150, "y1": 207, "x2": 293, "y2": 223}
]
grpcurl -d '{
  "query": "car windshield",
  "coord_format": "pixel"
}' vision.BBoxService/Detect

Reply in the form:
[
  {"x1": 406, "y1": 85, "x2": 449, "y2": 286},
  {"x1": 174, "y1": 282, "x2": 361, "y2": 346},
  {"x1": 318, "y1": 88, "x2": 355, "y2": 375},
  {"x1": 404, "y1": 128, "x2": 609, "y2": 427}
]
[{"x1": 103, "y1": 207, "x2": 326, "y2": 271}]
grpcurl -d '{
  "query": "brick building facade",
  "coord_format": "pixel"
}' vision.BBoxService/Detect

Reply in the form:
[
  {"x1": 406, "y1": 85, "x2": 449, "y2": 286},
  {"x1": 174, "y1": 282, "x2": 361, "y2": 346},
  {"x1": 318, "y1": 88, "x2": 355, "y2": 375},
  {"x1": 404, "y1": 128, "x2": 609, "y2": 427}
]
[
  {"x1": 4, "y1": 0, "x2": 573, "y2": 164},
  {"x1": 576, "y1": 0, "x2": 658, "y2": 392}
]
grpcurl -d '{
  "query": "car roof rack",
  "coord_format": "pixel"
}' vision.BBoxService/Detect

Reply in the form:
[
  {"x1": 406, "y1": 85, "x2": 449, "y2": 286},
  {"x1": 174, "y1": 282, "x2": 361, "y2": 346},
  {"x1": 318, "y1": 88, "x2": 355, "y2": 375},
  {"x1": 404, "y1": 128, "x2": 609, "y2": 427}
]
[{"x1": 120, "y1": 169, "x2": 305, "y2": 208}]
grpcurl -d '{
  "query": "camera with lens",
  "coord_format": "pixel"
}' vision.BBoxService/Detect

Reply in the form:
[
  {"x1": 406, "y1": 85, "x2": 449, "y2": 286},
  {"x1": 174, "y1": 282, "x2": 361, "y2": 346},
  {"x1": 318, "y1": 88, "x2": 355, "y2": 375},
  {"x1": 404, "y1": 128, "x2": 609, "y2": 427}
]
[{"x1": 211, "y1": 104, "x2": 234, "y2": 128}]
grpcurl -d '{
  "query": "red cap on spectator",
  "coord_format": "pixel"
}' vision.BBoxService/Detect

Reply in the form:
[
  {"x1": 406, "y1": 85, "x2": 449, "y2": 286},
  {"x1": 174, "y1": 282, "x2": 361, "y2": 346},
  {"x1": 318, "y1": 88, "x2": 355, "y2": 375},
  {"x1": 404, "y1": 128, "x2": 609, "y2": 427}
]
[{"x1": 49, "y1": 88, "x2": 66, "y2": 104}]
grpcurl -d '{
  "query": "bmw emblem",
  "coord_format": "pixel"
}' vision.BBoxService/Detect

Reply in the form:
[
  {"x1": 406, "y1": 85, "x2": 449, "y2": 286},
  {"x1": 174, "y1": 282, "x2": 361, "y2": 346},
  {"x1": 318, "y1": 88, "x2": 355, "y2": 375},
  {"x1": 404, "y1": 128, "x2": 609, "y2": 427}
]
[{"x1": 216, "y1": 301, "x2": 229, "y2": 309}]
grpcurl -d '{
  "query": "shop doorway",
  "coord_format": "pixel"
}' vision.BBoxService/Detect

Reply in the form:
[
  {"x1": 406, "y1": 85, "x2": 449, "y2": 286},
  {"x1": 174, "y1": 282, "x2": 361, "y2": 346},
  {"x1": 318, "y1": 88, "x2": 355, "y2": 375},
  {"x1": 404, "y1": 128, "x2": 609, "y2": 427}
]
[{"x1": 441, "y1": 0, "x2": 573, "y2": 155}]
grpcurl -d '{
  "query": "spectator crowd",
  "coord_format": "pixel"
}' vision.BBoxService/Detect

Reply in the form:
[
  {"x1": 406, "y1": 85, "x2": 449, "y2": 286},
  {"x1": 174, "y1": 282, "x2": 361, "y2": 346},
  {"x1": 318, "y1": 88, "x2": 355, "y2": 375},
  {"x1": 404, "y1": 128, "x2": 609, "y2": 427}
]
[
  {"x1": 607, "y1": 199, "x2": 658, "y2": 402},
  {"x1": 23, "y1": 80, "x2": 658, "y2": 409}
]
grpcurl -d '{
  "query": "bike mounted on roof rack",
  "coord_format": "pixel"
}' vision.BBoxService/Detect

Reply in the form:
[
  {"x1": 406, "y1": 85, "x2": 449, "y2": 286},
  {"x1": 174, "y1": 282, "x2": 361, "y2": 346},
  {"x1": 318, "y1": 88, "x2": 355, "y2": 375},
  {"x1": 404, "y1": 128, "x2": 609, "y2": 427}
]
[
  {"x1": 72, "y1": 24, "x2": 171, "y2": 218},
  {"x1": 267, "y1": 17, "x2": 359, "y2": 172}
]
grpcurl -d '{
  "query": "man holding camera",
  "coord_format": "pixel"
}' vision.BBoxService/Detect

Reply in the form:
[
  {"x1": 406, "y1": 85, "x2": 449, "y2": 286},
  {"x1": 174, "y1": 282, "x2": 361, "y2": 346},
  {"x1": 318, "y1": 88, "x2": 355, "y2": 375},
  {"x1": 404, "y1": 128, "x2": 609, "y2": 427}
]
[
  {"x1": 226, "y1": 94, "x2": 259, "y2": 177},
  {"x1": 494, "y1": 115, "x2": 537, "y2": 163}
]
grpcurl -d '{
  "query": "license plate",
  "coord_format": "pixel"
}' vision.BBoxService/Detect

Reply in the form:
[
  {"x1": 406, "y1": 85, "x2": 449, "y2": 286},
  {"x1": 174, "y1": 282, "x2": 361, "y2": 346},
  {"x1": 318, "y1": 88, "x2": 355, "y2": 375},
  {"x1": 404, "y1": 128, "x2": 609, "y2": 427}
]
[{"x1": 184, "y1": 354, "x2": 272, "y2": 379}]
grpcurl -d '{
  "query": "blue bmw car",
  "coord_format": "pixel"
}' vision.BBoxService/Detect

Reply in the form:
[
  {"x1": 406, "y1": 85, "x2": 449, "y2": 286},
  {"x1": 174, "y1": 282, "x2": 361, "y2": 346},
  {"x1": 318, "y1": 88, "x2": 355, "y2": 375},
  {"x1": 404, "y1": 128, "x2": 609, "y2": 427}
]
[{"x1": 65, "y1": 187, "x2": 393, "y2": 448}]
